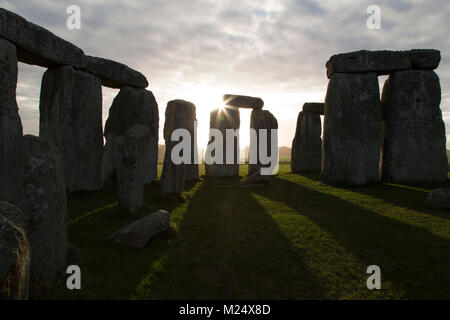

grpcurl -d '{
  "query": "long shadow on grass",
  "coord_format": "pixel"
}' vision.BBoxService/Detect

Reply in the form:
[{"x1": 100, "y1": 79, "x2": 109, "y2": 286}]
[
  {"x1": 253, "y1": 175, "x2": 450, "y2": 299},
  {"x1": 289, "y1": 172, "x2": 450, "y2": 221},
  {"x1": 60, "y1": 182, "x2": 189, "y2": 299},
  {"x1": 342, "y1": 182, "x2": 450, "y2": 221},
  {"x1": 134, "y1": 176, "x2": 327, "y2": 299}
]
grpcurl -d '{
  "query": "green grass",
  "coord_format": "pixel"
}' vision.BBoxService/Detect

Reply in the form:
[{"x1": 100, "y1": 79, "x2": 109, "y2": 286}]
[{"x1": 34, "y1": 164, "x2": 450, "y2": 299}]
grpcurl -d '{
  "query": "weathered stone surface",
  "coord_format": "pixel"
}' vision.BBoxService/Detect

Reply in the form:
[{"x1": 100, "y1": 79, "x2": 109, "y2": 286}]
[
  {"x1": 103, "y1": 86, "x2": 159, "y2": 186},
  {"x1": 107, "y1": 210, "x2": 170, "y2": 248},
  {"x1": 409, "y1": 49, "x2": 441, "y2": 70},
  {"x1": 0, "y1": 38, "x2": 23, "y2": 204},
  {"x1": 0, "y1": 213, "x2": 30, "y2": 300},
  {"x1": 40, "y1": 66, "x2": 103, "y2": 191},
  {"x1": 85, "y1": 55, "x2": 148, "y2": 89},
  {"x1": 320, "y1": 73, "x2": 382, "y2": 185},
  {"x1": 326, "y1": 49, "x2": 441, "y2": 78},
  {"x1": 20, "y1": 135, "x2": 68, "y2": 281},
  {"x1": 326, "y1": 50, "x2": 411, "y2": 78},
  {"x1": 0, "y1": 8, "x2": 85, "y2": 68},
  {"x1": 302, "y1": 102, "x2": 324, "y2": 115},
  {"x1": 381, "y1": 70, "x2": 446, "y2": 182},
  {"x1": 291, "y1": 111, "x2": 322, "y2": 173},
  {"x1": 248, "y1": 109, "x2": 278, "y2": 176},
  {"x1": 425, "y1": 188, "x2": 450, "y2": 210},
  {"x1": 205, "y1": 107, "x2": 240, "y2": 177},
  {"x1": 223, "y1": 94, "x2": 264, "y2": 109},
  {"x1": 114, "y1": 125, "x2": 151, "y2": 213},
  {"x1": 0, "y1": 201, "x2": 27, "y2": 231},
  {"x1": 160, "y1": 100, "x2": 198, "y2": 194}
]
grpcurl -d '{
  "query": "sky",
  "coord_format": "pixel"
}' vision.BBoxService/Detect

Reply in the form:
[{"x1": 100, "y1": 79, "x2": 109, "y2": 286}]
[{"x1": 2, "y1": 0, "x2": 450, "y2": 149}]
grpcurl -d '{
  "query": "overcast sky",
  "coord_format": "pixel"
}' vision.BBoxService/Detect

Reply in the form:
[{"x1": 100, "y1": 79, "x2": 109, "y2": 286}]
[{"x1": 2, "y1": 0, "x2": 450, "y2": 148}]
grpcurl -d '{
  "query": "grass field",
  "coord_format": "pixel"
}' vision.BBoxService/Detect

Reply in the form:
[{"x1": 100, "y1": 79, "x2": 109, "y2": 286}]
[{"x1": 34, "y1": 164, "x2": 450, "y2": 299}]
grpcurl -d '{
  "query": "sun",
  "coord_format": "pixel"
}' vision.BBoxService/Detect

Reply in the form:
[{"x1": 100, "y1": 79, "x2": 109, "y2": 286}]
[
  {"x1": 189, "y1": 86, "x2": 225, "y2": 113},
  {"x1": 182, "y1": 85, "x2": 226, "y2": 148}
]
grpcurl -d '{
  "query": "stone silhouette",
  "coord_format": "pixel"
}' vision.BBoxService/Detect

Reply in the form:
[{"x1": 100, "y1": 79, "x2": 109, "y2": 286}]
[
  {"x1": 205, "y1": 106, "x2": 240, "y2": 177},
  {"x1": 381, "y1": 70, "x2": 446, "y2": 182},
  {"x1": 103, "y1": 86, "x2": 159, "y2": 186},
  {"x1": 291, "y1": 104, "x2": 322, "y2": 173},
  {"x1": 223, "y1": 94, "x2": 264, "y2": 110},
  {"x1": 321, "y1": 73, "x2": 382, "y2": 185},
  {"x1": 40, "y1": 66, "x2": 103, "y2": 191},
  {"x1": 161, "y1": 100, "x2": 198, "y2": 194},
  {"x1": 326, "y1": 49, "x2": 440, "y2": 78},
  {"x1": 0, "y1": 8, "x2": 86, "y2": 68},
  {"x1": 114, "y1": 125, "x2": 151, "y2": 213},
  {"x1": 320, "y1": 49, "x2": 444, "y2": 185},
  {"x1": 0, "y1": 38, "x2": 23, "y2": 204},
  {"x1": 20, "y1": 135, "x2": 68, "y2": 281},
  {"x1": 85, "y1": 55, "x2": 148, "y2": 89},
  {"x1": 248, "y1": 109, "x2": 278, "y2": 176}
]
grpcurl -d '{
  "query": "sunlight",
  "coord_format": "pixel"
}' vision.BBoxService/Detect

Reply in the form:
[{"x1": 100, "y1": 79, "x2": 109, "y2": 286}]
[{"x1": 179, "y1": 85, "x2": 253, "y2": 153}]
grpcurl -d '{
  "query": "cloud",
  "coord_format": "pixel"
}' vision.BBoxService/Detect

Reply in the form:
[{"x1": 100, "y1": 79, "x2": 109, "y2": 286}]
[{"x1": 2, "y1": 0, "x2": 450, "y2": 148}]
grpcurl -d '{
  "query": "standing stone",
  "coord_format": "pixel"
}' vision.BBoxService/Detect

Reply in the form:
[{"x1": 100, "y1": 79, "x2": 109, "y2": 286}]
[
  {"x1": 39, "y1": 66, "x2": 103, "y2": 191},
  {"x1": 381, "y1": 70, "x2": 446, "y2": 182},
  {"x1": 103, "y1": 86, "x2": 159, "y2": 186},
  {"x1": 205, "y1": 107, "x2": 240, "y2": 177},
  {"x1": 291, "y1": 111, "x2": 322, "y2": 173},
  {"x1": 0, "y1": 213, "x2": 30, "y2": 300},
  {"x1": 20, "y1": 135, "x2": 68, "y2": 281},
  {"x1": 320, "y1": 73, "x2": 382, "y2": 185},
  {"x1": 114, "y1": 125, "x2": 151, "y2": 213},
  {"x1": 249, "y1": 109, "x2": 278, "y2": 176},
  {"x1": 161, "y1": 100, "x2": 198, "y2": 194},
  {"x1": 0, "y1": 38, "x2": 23, "y2": 204}
]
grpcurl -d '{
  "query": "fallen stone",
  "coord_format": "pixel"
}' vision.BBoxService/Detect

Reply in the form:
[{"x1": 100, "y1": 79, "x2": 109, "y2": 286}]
[
  {"x1": 160, "y1": 100, "x2": 198, "y2": 194},
  {"x1": 107, "y1": 210, "x2": 170, "y2": 248},
  {"x1": 114, "y1": 125, "x2": 151, "y2": 213},
  {"x1": 381, "y1": 70, "x2": 446, "y2": 182},
  {"x1": 40, "y1": 66, "x2": 103, "y2": 191},
  {"x1": 0, "y1": 38, "x2": 23, "y2": 204},
  {"x1": 103, "y1": 86, "x2": 159, "y2": 185},
  {"x1": 205, "y1": 107, "x2": 240, "y2": 177},
  {"x1": 20, "y1": 135, "x2": 68, "y2": 281},
  {"x1": 223, "y1": 94, "x2": 264, "y2": 109},
  {"x1": 85, "y1": 55, "x2": 148, "y2": 89},
  {"x1": 302, "y1": 102, "x2": 324, "y2": 115},
  {"x1": 425, "y1": 188, "x2": 450, "y2": 210},
  {"x1": 241, "y1": 168, "x2": 271, "y2": 186},
  {"x1": 248, "y1": 109, "x2": 278, "y2": 176},
  {"x1": 0, "y1": 214, "x2": 30, "y2": 300},
  {"x1": 0, "y1": 201, "x2": 27, "y2": 231},
  {"x1": 409, "y1": 49, "x2": 441, "y2": 70},
  {"x1": 320, "y1": 73, "x2": 382, "y2": 185},
  {"x1": 0, "y1": 8, "x2": 85, "y2": 68},
  {"x1": 291, "y1": 111, "x2": 322, "y2": 173}
]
